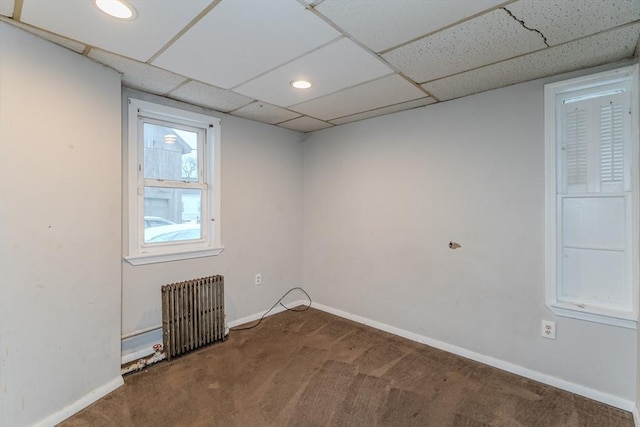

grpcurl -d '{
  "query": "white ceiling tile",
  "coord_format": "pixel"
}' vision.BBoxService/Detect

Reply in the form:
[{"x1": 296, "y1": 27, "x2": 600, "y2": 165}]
[
  {"x1": 231, "y1": 102, "x2": 301, "y2": 125},
  {"x1": 291, "y1": 74, "x2": 426, "y2": 121},
  {"x1": 234, "y1": 38, "x2": 394, "y2": 107},
  {"x1": 12, "y1": 0, "x2": 637, "y2": 132},
  {"x1": 382, "y1": 8, "x2": 546, "y2": 83},
  {"x1": 506, "y1": 0, "x2": 640, "y2": 46},
  {"x1": 330, "y1": 97, "x2": 436, "y2": 126},
  {"x1": 20, "y1": 0, "x2": 211, "y2": 62},
  {"x1": 152, "y1": 0, "x2": 341, "y2": 90},
  {"x1": 0, "y1": 0, "x2": 14, "y2": 18},
  {"x1": 316, "y1": 0, "x2": 505, "y2": 53},
  {"x1": 422, "y1": 23, "x2": 640, "y2": 101},
  {"x1": 88, "y1": 49, "x2": 187, "y2": 95},
  {"x1": 278, "y1": 116, "x2": 333, "y2": 133},
  {"x1": 1, "y1": 18, "x2": 86, "y2": 53},
  {"x1": 168, "y1": 80, "x2": 253, "y2": 113}
]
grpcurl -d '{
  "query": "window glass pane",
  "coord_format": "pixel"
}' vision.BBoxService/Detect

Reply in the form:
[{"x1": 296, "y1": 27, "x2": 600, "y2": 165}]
[
  {"x1": 143, "y1": 122, "x2": 199, "y2": 181},
  {"x1": 143, "y1": 187, "x2": 202, "y2": 243}
]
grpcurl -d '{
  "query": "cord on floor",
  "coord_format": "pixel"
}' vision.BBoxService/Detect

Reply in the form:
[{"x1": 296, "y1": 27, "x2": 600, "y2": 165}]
[{"x1": 229, "y1": 287, "x2": 312, "y2": 331}]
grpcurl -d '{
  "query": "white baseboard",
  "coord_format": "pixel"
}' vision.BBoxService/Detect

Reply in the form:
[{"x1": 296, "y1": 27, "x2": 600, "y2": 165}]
[
  {"x1": 32, "y1": 376, "x2": 124, "y2": 427},
  {"x1": 311, "y1": 302, "x2": 636, "y2": 413},
  {"x1": 227, "y1": 299, "x2": 307, "y2": 328},
  {"x1": 633, "y1": 404, "x2": 639, "y2": 426}
]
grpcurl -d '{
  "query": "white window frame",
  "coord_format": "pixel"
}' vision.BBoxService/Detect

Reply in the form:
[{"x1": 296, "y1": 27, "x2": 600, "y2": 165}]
[
  {"x1": 125, "y1": 98, "x2": 223, "y2": 265},
  {"x1": 544, "y1": 64, "x2": 639, "y2": 329}
]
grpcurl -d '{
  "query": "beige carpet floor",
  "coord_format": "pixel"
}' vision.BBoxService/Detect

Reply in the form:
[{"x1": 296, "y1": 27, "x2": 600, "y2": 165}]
[{"x1": 60, "y1": 307, "x2": 633, "y2": 426}]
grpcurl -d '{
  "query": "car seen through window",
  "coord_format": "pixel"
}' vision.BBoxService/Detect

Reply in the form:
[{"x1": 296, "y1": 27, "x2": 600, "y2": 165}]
[
  {"x1": 144, "y1": 223, "x2": 201, "y2": 243},
  {"x1": 144, "y1": 216, "x2": 175, "y2": 228}
]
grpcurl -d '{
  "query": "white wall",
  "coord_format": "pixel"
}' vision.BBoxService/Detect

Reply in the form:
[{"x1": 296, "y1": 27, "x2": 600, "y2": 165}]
[
  {"x1": 0, "y1": 22, "x2": 122, "y2": 427},
  {"x1": 120, "y1": 90, "x2": 305, "y2": 360},
  {"x1": 303, "y1": 77, "x2": 637, "y2": 404}
]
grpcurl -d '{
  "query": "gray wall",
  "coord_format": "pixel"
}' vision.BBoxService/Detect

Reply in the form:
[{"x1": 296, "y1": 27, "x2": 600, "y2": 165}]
[
  {"x1": 303, "y1": 77, "x2": 637, "y2": 404},
  {"x1": 0, "y1": 22, "x2": 122, "y2": 427}
]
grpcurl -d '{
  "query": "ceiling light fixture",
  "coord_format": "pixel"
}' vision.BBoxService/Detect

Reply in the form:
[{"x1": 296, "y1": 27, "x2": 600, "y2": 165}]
[
  {"x1": 164, "y1": 134, "x2": 177, "y2": 144},
  {"x1": 290, "y1": 80, "x2": 312, "y2": 89},
  {"x1": 95, "y1": 0, "x2": 137, "y2": 20}
]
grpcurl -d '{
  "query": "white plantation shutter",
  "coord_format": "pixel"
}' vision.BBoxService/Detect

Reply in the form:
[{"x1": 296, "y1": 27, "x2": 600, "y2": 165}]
[
  {"x1": 563, "y1": 106, "x2": 588, "y2": 192},
  {"x1": 597, "y1": 93, "x2": 630, "y2": 193},
  {"x1": 559, "y1": 91, "x2": 630, "y2": 194},
  {"x1": 599, "y1": 102, "x2": 624, "y2": 184}
]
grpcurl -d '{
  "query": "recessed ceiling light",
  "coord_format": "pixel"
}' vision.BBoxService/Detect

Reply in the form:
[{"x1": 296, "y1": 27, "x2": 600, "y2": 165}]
[
  {"x1": 290, "y1": 80, "x2": 312, "y2": 89},
  {"x1": 95, "y1": 0, "x2": 137, "y2": 20}
]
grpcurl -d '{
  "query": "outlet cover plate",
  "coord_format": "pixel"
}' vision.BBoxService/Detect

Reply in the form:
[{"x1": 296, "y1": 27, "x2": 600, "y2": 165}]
[{"x1": 541, "y1": 320, "x2": 556, "y2": 339}]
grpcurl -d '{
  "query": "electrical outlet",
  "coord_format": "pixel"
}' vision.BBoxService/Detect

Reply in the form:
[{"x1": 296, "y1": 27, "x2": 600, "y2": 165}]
[
  {"x1": 255, "y1": 274, "x2": 262, "y2": 286},
  {"x1": 541, "y1": 320, "x2": 556, "y2": 339}
]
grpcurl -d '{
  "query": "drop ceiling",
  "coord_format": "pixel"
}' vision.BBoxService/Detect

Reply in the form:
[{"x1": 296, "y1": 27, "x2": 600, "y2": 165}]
[{"x1": 1, "y1": 0, "x2": 639, "y2": 132}]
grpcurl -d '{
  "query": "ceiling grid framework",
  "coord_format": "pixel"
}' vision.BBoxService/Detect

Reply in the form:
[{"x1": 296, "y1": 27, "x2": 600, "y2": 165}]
[{"x1": 1, "y1": 0, "x2": 638, "y2": 132}]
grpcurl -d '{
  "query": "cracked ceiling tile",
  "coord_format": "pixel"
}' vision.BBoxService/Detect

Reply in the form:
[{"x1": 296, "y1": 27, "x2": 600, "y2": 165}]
[
  {"x1": 382, "y1": 8, "x2": 546, "y2": 83},
  {"x1": 278, "y1": 116, "x2": 333, "y2": 133},
  {"x1": 501, "y1": 7, "x2": 549, "y2": 47},
  {"x1": 422, "y1": 23, "x2": 640, "y2": 101},
  {"x1": 506, "y1": 0, "x2": 640, "y2": 46},
  {"x1": 330, "y1": 97, "x2": 436, "y2": 126},
  {"x1": 88, "y1": 49, "x2": 188, "y2": 95},
  {"x1": 231, "y1": 102, "x2": 301, "y2": 125},
  {"x1": 169, "y1": 81, "x2": 254, "y2": 113}
]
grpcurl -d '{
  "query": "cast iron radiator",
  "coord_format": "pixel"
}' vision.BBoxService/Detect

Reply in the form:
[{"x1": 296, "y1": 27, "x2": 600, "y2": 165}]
[{"x1": 161, "y1": 275, "x2": 226, "y2": 361}]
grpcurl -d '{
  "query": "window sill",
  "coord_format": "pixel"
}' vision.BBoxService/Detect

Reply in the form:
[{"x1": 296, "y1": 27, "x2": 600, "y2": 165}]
[
  {"x1": 125, "y1": 246, "x2": 224, "y2": 266},
  {"x1": 547, "y1": 302, "x2": 637, "y2": 329}
]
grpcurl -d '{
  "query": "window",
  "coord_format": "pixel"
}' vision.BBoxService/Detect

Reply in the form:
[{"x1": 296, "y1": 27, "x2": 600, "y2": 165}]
[
  {"x1": 125, "y1": 98, "x2": 222, "y2": 265},
  {"x1": 545, "y1": 65, "x2": 638, "y2": 328}
]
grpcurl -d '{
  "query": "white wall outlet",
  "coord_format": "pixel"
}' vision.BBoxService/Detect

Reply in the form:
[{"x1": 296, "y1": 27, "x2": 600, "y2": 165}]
[
  {"x1": 255, "y1": 274, "x2": 262, "y2": 286},
  {"x1": 541, "y1": 320, "x2": 556, "y2": 339}
]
